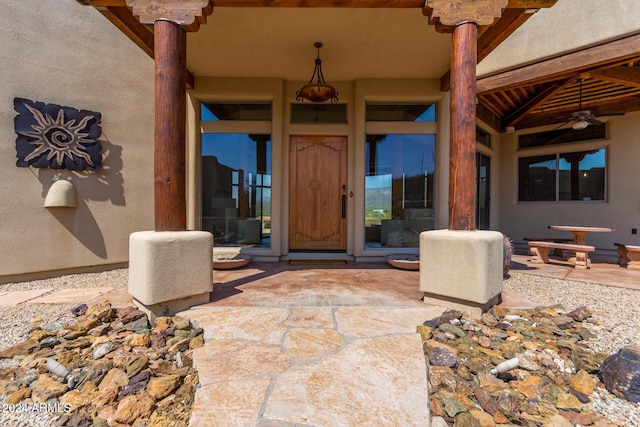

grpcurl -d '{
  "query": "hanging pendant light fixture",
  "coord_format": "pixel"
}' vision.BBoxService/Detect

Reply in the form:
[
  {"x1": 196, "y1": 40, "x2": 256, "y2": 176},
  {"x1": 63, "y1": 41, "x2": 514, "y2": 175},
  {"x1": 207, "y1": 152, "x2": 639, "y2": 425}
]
[{"x1": 296, "y1": 42, "x2": 339, "y2": 103}]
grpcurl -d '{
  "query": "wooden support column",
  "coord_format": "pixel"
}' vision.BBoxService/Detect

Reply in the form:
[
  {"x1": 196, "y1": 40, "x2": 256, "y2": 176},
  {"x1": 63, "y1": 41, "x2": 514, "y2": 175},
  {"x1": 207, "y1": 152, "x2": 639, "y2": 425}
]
[
  {"x1": 425, "y1": 0, "x2": 507, "y2": 230},
  {"x1": 126, "y1": 0, "x2": 211, "y2": 231},
  {"x1": 449, "y1": 21, "x2": 478, "y2": 230},
  {"x1": 154, "y1": 21, "x2": 187, "y2": 231}
]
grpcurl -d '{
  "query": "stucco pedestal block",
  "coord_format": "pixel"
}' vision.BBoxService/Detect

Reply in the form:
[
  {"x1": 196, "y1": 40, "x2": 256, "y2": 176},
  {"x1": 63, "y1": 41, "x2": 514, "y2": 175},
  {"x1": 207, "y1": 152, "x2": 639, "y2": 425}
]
[
  {"x1": 129, "y1": 231, "x2": 213, "y2": 317},
  {"x1": 420, "y1": 229, "x2": 503, "y2": 317}
]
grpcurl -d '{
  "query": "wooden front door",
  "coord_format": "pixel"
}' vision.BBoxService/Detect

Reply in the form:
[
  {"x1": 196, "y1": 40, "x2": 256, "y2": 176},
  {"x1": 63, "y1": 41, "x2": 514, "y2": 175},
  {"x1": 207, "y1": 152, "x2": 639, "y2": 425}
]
[{"x1": 289, "y1": 135, "x2": 347, "y2": 250}]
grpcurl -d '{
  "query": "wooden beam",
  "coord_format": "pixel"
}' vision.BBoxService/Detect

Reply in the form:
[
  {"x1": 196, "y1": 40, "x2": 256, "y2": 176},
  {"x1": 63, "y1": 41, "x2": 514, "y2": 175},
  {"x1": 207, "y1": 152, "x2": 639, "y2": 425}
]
[
  {"x1": 127, "y1": 0, "x2": 211, "y2": 26},
  {"x1": 81, "y1": 0, "x2": 429, "y2": 6},
  {"x1": 76, "y1": 0, "x2": 127, "y2": 5},
  {"x1": 476, "y1": 34, "x2": 640, "y2": 94},
  {"x1": 426, "y1": 0, "x2": 507, "y2": 27},
  {"x1": 506, "y1": 0, "x2": 556, "y2": 7},
  {"x1": 82, "y1": 0, "x2": 555, "y2": 7},
  {"x1": 501, "y1": 78, "x2": 574, "y2": 127},
  {"x1": 590, "y1": 66, "x2": 640, "y2": 89},
  {"x1": 216, "y1": 0, "x2": 424, "y2": 6},
  {"x1": 424, "y1": 0, "x2": 556, "y2": 29}
]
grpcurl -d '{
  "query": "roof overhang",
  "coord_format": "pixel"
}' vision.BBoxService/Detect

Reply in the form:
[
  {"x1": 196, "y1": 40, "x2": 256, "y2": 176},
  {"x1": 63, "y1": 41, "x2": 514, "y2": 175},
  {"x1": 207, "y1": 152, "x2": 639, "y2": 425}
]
[{"x1": 77, "y1": 0, "x2": 558, "y2": 92}]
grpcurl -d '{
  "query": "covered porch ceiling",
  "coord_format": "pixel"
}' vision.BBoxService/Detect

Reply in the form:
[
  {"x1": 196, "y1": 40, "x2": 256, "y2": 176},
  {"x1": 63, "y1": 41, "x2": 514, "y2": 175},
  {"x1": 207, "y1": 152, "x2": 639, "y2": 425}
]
[
  {"x1": 476, "y1": 33, "x2": 640, "y2": 131},
  {"x1": 79, "y1": 1, "x2": 557, "y2": 85},
  {"x1": 77, "y1": 0, "x2": 640, "y2": 133}
]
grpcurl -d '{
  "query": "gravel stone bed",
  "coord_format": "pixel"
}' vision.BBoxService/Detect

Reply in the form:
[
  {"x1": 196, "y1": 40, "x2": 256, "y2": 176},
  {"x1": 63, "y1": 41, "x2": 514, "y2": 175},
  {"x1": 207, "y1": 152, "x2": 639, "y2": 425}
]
[
  {"x1": 504, "y1": 272, "x2": 640, "y2": 426},
  {"x1": 0, "y1": 269, "x2": 128, "y2": 427},
  {"x1": 0, "y1": 268, "x2": 637, "y2": 426}
]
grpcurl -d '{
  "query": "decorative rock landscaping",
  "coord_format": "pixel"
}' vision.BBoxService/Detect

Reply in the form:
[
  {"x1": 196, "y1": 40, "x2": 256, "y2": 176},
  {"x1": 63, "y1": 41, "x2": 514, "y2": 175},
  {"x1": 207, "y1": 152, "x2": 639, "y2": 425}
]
[
  {"x1": 0, "y1": 300, "x2": 202, "y2": 427},
  {"x1": 421, "y1": 305, "x2": 626, "y2": 426}
]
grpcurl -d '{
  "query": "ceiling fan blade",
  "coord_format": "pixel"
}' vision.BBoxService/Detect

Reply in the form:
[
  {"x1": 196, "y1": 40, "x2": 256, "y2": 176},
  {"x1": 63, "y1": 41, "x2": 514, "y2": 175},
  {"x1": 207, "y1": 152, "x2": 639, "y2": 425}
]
[{"x1": 587, "y1": 118, "x2": 604, "y2": 126}]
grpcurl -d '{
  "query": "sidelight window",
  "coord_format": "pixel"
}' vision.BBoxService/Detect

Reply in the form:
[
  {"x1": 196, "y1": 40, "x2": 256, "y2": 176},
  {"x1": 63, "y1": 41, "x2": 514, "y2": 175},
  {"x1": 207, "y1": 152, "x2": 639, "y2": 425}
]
[
  {"x1": 364, "y1": 134, "x2": 436, "y2": 248},
  {"x1": 201, "y1": 134, "x2": 272, "y2": 247}
]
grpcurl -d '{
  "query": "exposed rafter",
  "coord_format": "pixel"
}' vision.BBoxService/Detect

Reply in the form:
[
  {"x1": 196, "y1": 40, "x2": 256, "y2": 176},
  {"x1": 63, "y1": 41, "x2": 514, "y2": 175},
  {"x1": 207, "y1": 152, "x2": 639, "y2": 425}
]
[
  {"x1": 475, "y1": 33, "x2": 640, "y2": 131},
  {"x1": 589, "y1": 66, "x2": 640, "y2": 89},
  {"x1": 500, "y1": 78, "x2": 574, "y2": 128}
]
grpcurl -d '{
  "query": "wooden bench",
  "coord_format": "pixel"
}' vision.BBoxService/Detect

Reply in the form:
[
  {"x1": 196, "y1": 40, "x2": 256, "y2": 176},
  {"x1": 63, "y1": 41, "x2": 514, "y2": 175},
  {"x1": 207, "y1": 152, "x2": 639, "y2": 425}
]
[
  {"x1": 523, "y1": 237, "x2": 573, "y2": 257},
  {"x1": 614, "y1": 243, "x2": 640, "y2": 270},
  {"x1": 527, "y1": 241, "x2": 595, "y2": 270}
]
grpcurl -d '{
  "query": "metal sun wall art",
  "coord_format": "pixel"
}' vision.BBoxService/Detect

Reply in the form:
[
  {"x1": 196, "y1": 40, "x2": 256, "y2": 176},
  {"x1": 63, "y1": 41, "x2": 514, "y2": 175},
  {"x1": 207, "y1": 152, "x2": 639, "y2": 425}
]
[{"x1": 14, "y1": 98, "x2": 103, "y2": 171}]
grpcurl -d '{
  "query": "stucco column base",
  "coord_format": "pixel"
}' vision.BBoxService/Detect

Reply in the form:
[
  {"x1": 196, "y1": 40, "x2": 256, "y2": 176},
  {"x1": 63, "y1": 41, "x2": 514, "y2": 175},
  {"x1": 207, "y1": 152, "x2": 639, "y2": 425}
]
[
  {"x1": 419, "y1": 229, "x2": 503, "y2": 318},
  {"x1": 129, "y1": 231, "x2": 213, "y2": 318},
  {"x1": 133, "y1": 293, "x2": 210, "y2": 323}
]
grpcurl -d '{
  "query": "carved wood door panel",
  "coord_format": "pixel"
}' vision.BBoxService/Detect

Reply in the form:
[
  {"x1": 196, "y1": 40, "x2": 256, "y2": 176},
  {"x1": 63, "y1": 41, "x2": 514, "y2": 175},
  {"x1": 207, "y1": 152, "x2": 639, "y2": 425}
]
[{"x1": 289, "y1": 135, "x2": 347, "y2": 250}]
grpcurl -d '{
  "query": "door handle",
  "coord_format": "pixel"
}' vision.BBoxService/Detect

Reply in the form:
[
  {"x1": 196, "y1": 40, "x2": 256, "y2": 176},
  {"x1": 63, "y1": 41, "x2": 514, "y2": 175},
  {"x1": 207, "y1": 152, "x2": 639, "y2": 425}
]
[{"x1": 342, "y1": 195, "x2": 346, "y2": 219}]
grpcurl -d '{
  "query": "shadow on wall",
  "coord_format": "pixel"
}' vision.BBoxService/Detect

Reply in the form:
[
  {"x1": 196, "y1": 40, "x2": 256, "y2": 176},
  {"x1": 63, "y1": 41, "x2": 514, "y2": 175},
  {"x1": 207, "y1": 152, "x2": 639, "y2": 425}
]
[{"x1": 36, "y1": 137, "x2": 125, "y2": 259}]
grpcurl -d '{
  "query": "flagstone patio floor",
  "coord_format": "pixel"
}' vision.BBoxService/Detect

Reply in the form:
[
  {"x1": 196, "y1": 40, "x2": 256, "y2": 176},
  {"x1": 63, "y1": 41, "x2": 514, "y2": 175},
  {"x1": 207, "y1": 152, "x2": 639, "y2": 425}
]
[{"x1": 185, "y1": 262, "x2": 446, "y2": 426}]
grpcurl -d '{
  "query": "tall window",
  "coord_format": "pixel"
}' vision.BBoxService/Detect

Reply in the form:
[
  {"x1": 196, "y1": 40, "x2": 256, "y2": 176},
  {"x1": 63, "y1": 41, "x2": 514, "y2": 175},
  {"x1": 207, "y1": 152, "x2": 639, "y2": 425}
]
[
  {"x1": 364, "y1": 134, "x2": 435, "y2": 247},
  {"x1": 200, "y1": 102, "x2": 272, "y2": 248},
  {"x1": 518, "y1": 148, "x2": 606, "y2": 202}
]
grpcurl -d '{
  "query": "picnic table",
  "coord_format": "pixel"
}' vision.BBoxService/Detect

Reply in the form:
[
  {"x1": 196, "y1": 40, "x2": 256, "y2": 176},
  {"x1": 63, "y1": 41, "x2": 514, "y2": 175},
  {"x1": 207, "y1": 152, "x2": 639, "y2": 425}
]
[
  {"x1": 548, "y1": 225, "x2": 615, "y2": 245},
  {"x1": 527, "y1": 226, "x2": 614, "y2": 269}
]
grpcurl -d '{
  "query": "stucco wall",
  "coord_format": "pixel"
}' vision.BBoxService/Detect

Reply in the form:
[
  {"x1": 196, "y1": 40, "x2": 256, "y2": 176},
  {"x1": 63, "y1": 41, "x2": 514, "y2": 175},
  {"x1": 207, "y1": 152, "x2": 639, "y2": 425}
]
[
  {"x1": 478, "y1": 0, "x2": 640, "y2": 77},
  {"x1": 0, "y1": 1, "x2": 155, "y2": 278},
  {"x1": 497, "y1": 112, "x2": 640, "y2": 254}
]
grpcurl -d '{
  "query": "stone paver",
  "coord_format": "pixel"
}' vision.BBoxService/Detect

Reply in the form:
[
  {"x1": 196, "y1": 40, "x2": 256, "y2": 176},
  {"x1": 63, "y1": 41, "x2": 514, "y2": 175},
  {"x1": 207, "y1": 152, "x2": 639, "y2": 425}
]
[
  {"x1": 285, "y1": 307, "x2": 335, "y2": 328},
  {"x1": 193, "y1": 339, "x2": 291, "y2": 385},
  {"x1": 0, "y1": 288, "x2": 53, "y2": 306},
  {"x1": 263, "y1": 335, "x2": 429, "y2": 426},
  {"x1": 89, "y1": 289, "x2": 133, "y2": 308},
  {"x1": 187, "y1": 307, "x2": 290, "y2": 344},
  {"x1": 190, "y1": 377, "x2": 272, "y2": 426},
  {"x1": 336, "y1": 306, "x2": 447, "y2": 338},
  {"x1": 28, "y1": 287, "x2": 114, "y2": 304},
  {"x1": 283, "y1": 328, "x2": 344, "y2": 359}
]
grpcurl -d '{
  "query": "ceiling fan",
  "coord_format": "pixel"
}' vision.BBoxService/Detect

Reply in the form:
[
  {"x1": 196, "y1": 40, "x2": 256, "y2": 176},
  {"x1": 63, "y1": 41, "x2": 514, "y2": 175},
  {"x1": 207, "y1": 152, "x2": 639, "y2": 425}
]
[{"x1": 557, "y1": 78, "x2": 625, "y2": 130}]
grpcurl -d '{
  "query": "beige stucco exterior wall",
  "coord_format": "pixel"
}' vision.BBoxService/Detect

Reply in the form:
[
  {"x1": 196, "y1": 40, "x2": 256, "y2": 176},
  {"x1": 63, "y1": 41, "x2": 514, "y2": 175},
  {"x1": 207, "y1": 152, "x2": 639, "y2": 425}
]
[
  {"x1": 0, "y1": 1, "x2": 155, "y2": 279},
  {"x1": 478, "y1": 0, "x2": 640, "y2": 77},
  {"x1": 497, "y1": 112, "x2": 640, "y2": 254}
]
